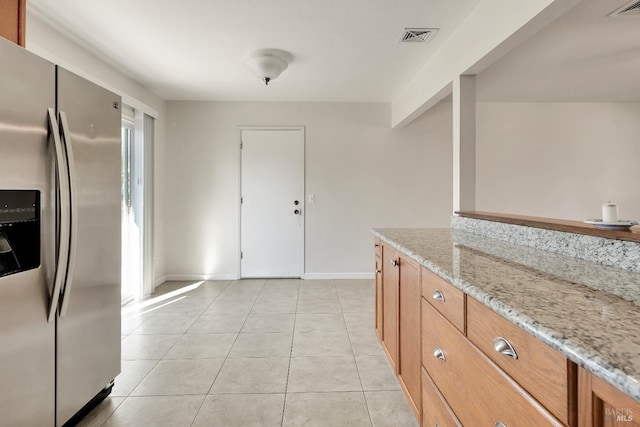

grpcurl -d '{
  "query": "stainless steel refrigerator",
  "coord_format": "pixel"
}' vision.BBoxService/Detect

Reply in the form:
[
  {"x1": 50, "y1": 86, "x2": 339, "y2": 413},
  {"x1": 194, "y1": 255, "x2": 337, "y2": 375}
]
[{"x1": 0, "y1": 37, "x2": 121, "y2": 426}]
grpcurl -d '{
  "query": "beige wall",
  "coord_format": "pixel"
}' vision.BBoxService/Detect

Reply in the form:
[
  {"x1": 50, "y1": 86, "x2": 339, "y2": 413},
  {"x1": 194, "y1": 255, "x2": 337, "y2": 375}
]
[
  {"x1": 163, "y1": 100, "x2": 452, "y2": 280},
  {"x1": 476, "y1": 102, "x2": 640, "y2": 221},
  {"x1": 391, "y1": 0, "x2": 579, "y2": 127}
]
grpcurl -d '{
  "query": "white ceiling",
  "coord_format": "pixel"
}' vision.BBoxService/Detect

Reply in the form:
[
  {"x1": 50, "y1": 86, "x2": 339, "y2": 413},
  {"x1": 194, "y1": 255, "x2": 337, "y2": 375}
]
[
  {"x1": 476, "y1": 0, "x2": 640, "y2": 102},
  {"x1": 28, "y1": 0, "x2": 482, "y2": 102}
]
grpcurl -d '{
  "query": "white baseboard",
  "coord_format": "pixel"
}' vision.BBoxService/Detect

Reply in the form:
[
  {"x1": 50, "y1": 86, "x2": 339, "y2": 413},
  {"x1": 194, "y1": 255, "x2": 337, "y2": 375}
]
[
  {"x1": 156, "y1": 272, "x2": 373, "y2": 285},
  {"x1": 163, "y1": 274, "x2": 239, "y2": 283},
  {"x1": 154, "y1": 275, "x2": 167, "y2": 288},
  {"x1": 302, "y1": 272, "x2": 374, "y2": 280}
]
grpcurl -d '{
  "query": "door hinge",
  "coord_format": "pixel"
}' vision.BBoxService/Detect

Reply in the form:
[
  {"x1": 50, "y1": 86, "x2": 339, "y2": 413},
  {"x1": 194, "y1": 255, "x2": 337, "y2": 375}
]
[
  {"x1": 240, "y1": 251, "x2": 243, "y2": 259},
  {"x1": 240, "y1": 141, "x2": 243, "y2": 149},
  {"x1": 240, "y1": 197, "x2": 243, "y2": 204}
]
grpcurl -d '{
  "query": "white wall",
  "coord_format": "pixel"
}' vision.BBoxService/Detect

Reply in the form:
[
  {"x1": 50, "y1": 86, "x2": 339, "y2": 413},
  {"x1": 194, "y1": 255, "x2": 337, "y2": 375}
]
[
  {"x1": 164, "y1": 101, "x2": 452, "y2": 280},
  {"x1": 25, "y1": 13, "x2": 168, "y2": 288},
  {"x1": 476, "y1": 102, "x2": 640, "y2": 221}
]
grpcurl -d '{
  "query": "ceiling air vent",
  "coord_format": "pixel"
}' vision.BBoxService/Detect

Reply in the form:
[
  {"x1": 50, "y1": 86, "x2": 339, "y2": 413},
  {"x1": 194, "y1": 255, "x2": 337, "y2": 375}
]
[
  {"x1": 609, "y1": 0, "x2": 640, "y2": 16},
  {"x1": 398, "y1": 28, "x2": 438, "y2": 44}
]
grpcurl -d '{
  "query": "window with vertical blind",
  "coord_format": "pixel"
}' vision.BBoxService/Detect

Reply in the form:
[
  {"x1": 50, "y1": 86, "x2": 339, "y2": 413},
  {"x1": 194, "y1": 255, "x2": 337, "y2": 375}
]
[{"x1": 120, "y1": 103, "x2": 155, "y2": 301}]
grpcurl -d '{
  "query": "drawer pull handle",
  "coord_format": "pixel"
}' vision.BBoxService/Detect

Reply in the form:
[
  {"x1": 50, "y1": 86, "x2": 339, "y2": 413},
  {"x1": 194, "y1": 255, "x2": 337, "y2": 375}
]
[
  {"x1": 494, "y1": 337, "x2": 518, "y2": 360},
  {"x1": 391, "y1": 259, "x2": 399, "y2": 267},
  {"x1": 431, "y1": 289, "x2": 445, "y2": 302},
  {"x1": 495, "y1": 422, "x2": 507, "y2": 427},
  {"x1": 433, "y1": 346, "x2": 446, "y2": 362}
]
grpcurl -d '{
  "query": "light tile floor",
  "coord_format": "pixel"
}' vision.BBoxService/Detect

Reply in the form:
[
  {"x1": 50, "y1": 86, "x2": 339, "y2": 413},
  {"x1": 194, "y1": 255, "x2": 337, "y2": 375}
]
[{"x1": 79, "y1": 279, "x2": 418, "y2": 427}]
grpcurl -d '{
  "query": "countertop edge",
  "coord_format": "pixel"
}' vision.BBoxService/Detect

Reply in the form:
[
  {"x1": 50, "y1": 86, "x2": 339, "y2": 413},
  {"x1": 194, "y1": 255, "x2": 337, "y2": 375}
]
[{"x1": 371, "y1": 228, "x2": 640, "y2": 402}]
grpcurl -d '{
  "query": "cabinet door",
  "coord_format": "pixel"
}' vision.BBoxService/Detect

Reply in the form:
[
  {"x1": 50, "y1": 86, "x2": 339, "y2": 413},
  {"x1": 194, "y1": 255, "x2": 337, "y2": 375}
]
[
  {"x1": 382, "y1": 246, "x2": 399, "y2": 372},
  {"x1": 398, "y1": 254, "x2": 421, "y2": 420},
  {"x1": 578, "y1": 367, "x2": 640, "y2": 427},
  {"x1": 375, "y1": 251, "x2": 383, "y2": 341},
  {"x1": 0, "y1": 0, "x2": 25, "y2": 46}
]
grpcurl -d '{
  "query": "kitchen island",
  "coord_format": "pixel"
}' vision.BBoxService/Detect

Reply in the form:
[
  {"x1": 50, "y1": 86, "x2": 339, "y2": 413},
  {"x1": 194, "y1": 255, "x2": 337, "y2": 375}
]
[{"x1": 373, "y1": 218, "x2": 640, "y2": 426}]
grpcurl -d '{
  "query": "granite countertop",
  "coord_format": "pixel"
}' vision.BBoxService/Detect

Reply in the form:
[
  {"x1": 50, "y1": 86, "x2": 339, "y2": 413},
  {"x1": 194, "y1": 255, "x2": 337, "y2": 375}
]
[{"x1": 372, "y1": 228, "x2": 640, "y2": 402}]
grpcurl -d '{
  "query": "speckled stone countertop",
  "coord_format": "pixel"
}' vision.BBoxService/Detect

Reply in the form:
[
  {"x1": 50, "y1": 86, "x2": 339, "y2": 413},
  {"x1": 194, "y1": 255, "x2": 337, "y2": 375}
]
[{"x1": 372, "y1": 228, "x2": 640, "y2": 402}]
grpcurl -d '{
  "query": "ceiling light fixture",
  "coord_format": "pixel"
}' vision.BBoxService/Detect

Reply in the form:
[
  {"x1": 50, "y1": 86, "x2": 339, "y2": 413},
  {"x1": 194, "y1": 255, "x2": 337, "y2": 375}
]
[{"x1": 245, "y1": 49, "x2": 292, "y2": 85}]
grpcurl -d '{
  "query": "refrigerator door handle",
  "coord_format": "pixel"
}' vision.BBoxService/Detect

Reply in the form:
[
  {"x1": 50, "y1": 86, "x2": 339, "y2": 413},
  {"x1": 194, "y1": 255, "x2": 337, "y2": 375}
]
[
  {"x1": 47, "y1": 108, "x2": 71, "y2": 323},
  {"x1": 57, "y1": 111, "x2": 78, "y2": 318}
]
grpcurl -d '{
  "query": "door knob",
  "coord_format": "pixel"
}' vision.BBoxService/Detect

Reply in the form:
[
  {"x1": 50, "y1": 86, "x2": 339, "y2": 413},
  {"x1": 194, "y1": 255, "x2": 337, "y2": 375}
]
[
  {"x1": 294, "y1": 209, "x2": 301, "y2": 215},
  {"x1": 294, "y1": 200, "x2": 299, "y2": 205}
]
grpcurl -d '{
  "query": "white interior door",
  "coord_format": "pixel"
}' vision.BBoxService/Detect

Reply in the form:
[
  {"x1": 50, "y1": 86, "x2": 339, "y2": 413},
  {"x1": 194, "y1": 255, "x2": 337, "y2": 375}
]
[{"x1": 241, "y1": 128, "x2": 304, "y2": 278}]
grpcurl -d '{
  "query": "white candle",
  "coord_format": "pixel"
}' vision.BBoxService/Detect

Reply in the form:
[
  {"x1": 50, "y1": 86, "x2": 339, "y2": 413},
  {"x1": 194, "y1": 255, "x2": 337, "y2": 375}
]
[{"x1": 602, "y1": 202, "x2": 618, "y2": 224}]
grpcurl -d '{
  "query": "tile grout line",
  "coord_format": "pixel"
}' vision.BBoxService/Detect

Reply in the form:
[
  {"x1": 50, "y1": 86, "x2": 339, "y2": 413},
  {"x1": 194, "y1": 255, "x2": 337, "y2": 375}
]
[
  {"x1": 104, "y1": 281, "x2": 234, "y2": 427},
  {"x1": 337, "y1": 280, "x2": 375, "y2": 427},
  {"x1": 151, "y1": 280, "x2": 233, "y2": 427},
  {"x1": 280, "y1": 278, "x2": 301, "y2": 427},
  {"x1": 105, "y1": 279, "x2": 390, "y2": 426},
  {"x1": 202, "y1": 279, "x2": 264, "y2": 393},
  {"x1": 189, "y1": 278, "x2": 261, "y2": 426}
]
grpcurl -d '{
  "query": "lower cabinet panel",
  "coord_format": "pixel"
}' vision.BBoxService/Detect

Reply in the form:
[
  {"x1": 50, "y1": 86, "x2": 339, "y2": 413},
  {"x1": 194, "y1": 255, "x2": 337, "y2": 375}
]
[
  {"x1": 578, "y1": 367, "x2": 640, "y2": 427},
  {"x1": 398, "y1": 255, "x2": 421, "y2": 420},
  {"x1": 422, "y1": 367, "x2": 462, "y2": 427},
  {"x1": 422, "y1": 302, "x2": 564, "y2": 426}
]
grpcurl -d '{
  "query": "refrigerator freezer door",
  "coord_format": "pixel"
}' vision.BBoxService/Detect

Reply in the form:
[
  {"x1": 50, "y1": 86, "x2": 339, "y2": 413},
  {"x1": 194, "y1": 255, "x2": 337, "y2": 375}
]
[
  {"x1": 55, "y1": 67, "x2": 122, "y2": 426},
  {"x1": 0, "y1": 38, "x2": 56, "y2": 426}
]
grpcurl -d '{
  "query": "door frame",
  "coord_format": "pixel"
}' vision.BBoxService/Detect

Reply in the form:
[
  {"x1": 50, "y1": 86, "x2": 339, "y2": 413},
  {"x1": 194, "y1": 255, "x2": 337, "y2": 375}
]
[{"x1": 238, "y1": 126, "x2": 305, "y2": 279}]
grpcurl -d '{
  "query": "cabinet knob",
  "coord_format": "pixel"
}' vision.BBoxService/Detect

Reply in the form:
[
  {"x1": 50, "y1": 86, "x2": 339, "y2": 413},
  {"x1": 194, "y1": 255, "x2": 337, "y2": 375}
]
[
  {"x1": 495, "y1": 422, "x2": 507, "y2": 427},
  {"x1": 376, "y1": 269, "x2": 381, "y2": 274},
  {"x1": 391, "y1": 259, "x2": 399, "y2": 267},
  {"x1": 375, "y1": 243, "x2": 379, "y2": 248},
  {"x1": 433, "y1": 346, "x2": 446, "y2": 362},
  {"x1": 493, "y1": 336, "x2": 518, "y2": 360},
  {"x1": 431, "y1": 289, "x2": 445, "y2": 302}
]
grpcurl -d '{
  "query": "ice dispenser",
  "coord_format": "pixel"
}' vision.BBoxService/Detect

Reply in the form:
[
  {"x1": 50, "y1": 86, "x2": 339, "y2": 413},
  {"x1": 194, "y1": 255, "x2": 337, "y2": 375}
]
[{"x1": 0, "y1": 190, "x2": 40, "y2": 277}]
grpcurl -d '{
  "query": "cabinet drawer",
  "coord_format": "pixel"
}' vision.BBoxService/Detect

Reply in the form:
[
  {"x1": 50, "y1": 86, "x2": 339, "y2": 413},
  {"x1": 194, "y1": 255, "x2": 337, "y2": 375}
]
[
  {"x1": 422, "y1": 302, "x2": 563, "y2": 426},
  {"x1": 422, "y1": 367, "x2": 461, "y2": 427},
  {"x1": 466, "y1": 297, "x2": 571, "y2": 425},
  {"x1": 421, "y1": 267, "x2": 465, "y2": 332}
]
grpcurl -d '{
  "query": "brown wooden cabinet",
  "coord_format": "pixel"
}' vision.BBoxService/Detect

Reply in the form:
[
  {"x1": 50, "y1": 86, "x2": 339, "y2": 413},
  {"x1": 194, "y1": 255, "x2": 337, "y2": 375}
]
[
  {"x1": 398, "y1": 254, "x2": 421, "y2": 419},
  {"x1": 422, "y1": 367, "x2": 461, "y2": 427},
  {"x1": 421, "y1": 267, "x2": 465, "y2": 333},
  {"x1": 422, "y1": 301, "x2": 563, "y2": 426},
  {"x1": 375, "y1": 241, "x2": 421, "y2": 422},
  {"x1": 374, "y1": 237, "x2": 638, "y2": 427},
  {"x1": 0, "y1": 0, "x2": 26, "y2": 47},
  {"x1": 381, "y1": 244, "x2": 399, "y2": 372},
  {"x1": 579, "y1": 367, "x2": 640, "y2": 427},
  {"x1": 467, "y1": 297, "x2": 576, "y2": 425},
  {"x1": 374, "y1": 239, "x2": 383, "y2": 341}
]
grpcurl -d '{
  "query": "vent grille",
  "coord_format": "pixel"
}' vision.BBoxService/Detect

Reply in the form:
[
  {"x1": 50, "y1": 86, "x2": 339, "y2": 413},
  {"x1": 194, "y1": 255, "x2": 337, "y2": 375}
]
[
  {"x1": 398, "y1": 28, "x2": 438, "y2": 44},
  {"x1": 610, "y1": 0, "x2": 640, "y2": 16}
]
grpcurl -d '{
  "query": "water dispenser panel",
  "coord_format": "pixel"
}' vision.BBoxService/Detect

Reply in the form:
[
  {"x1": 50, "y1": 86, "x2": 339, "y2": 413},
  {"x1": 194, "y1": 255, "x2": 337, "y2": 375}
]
[{"x1": 0, "y1": 190, "x2": 40, "y2": 277}]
